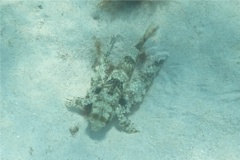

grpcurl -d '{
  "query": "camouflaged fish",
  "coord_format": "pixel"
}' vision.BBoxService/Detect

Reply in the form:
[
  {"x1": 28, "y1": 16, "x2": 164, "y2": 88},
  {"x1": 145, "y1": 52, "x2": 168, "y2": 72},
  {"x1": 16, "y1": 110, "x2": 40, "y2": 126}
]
[{"x1": 66, "y1": 25, "x2": 168, "y2": 133}]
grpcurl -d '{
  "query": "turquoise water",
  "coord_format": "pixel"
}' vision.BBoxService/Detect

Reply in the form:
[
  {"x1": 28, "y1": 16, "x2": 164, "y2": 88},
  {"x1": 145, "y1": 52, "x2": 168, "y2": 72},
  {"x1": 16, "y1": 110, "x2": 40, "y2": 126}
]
[{"x1": 1, "y1": 1, "x2": 240, "y2": 160}]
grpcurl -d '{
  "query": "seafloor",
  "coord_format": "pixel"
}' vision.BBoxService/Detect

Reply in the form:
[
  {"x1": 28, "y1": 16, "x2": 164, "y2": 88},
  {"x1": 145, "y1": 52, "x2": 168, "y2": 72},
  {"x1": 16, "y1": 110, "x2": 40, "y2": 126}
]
[{"x1": 1, "y1": 1, "x2": 240, "y2": 160}]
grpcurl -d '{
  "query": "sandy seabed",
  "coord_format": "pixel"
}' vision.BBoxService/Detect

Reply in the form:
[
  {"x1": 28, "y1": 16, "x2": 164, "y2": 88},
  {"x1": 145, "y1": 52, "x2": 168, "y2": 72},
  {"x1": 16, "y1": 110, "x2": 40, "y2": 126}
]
[{"x1": 1, "y1": 1, "x2": 240, "y2": 160}]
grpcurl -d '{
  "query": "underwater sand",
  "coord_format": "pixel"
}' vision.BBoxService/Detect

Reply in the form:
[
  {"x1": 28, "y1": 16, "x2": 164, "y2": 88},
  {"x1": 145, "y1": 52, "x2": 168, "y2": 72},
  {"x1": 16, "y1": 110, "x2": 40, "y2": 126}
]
[{"x1": 1, "y1": 1, "x2": 240, "y2": 160}]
